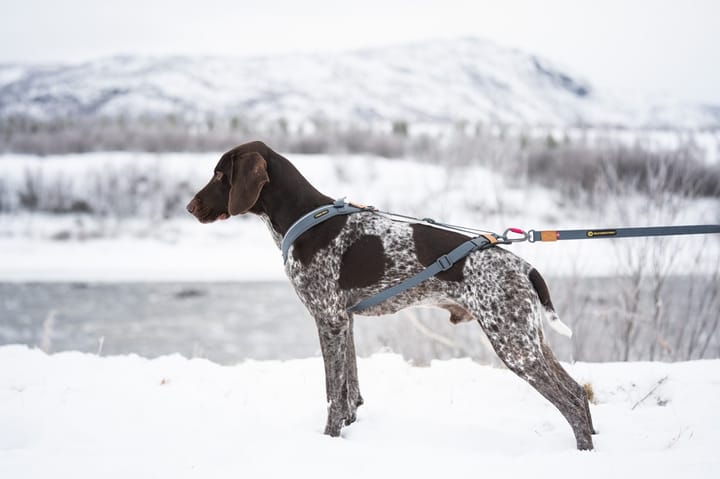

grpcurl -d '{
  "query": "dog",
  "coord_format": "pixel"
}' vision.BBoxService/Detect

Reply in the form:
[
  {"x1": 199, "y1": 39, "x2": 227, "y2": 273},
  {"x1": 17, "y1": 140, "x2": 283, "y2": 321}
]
[{"x1": 187, "y1": 141, "x2": 595, "y2": 450}]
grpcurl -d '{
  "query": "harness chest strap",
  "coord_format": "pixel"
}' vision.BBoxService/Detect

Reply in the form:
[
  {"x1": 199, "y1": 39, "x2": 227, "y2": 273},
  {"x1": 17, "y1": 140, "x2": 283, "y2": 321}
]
[{"x1": 280, "y1": 199, "x2": 499, "y2": 313}]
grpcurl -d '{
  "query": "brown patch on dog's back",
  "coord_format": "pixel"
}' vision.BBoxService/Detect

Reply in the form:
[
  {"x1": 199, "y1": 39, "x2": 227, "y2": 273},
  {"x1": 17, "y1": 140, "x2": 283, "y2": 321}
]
[
  {"x1": 338, "y1": 235, "x2": 385, "y2": 289},
  {"x1": 411, "y1": 224, "x2": 469, "y2": 281}
]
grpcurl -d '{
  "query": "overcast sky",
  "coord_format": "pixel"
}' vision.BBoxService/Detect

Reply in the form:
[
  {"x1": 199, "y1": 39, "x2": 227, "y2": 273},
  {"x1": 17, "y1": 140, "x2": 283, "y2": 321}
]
[{"x1": 1, "y1": 0, "x2": 718, "y2": 103}]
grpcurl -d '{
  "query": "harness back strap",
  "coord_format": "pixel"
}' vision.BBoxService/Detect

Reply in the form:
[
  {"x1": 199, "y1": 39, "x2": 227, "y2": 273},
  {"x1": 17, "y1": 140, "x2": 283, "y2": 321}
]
[
  {"x1": 348, "y1": 234, "x2": 497, "y2": 313},
  {"x1": 281, "y1": 198, "x2": 370, "y2": 263}
]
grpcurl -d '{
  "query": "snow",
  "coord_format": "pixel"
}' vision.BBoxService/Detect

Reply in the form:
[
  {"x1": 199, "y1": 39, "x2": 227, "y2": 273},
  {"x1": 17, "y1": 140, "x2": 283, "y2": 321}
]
[{"x1": 0, "y1": 345, "x2": 718, "y2": 478}]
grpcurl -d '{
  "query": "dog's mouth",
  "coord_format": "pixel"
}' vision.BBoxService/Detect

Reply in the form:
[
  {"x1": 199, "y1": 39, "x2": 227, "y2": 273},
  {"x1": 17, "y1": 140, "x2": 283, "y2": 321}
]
[{"x1": 198, "y1": 211, "x2": 230, "y2": 224}]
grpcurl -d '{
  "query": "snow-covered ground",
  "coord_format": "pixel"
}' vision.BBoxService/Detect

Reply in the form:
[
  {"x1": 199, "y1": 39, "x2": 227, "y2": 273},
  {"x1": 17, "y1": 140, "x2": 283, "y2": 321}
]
[
  {"x1": 0, "y1": 345, "x2": 718, "y2": 478},
  {"x1": 1, "y1": 152, "x2": 718, "y2": 281}
]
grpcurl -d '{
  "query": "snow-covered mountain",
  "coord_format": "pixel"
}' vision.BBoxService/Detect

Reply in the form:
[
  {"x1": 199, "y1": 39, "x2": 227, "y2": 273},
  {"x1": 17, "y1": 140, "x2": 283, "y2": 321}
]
[{"x1": 1, "y1": 37, "x2": 718, "y2": 129}]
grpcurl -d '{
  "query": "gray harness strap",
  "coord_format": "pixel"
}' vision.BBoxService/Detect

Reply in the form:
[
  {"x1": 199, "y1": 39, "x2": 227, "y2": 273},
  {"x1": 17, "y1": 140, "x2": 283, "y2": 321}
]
[
  {"x1": 281, "y1": 198, "x2": 370, "y2": 263},
  {"x1": 348, "y1": 234, "x2": 497, "y2": 313}
]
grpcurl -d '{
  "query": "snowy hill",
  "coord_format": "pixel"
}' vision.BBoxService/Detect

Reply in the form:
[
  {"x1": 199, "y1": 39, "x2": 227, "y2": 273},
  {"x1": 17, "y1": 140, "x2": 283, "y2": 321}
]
[
  {"x1": 1, "y1": 37, "x2": 718, "y2": 129},
  {"x1": 1, "y1": 345, "x2": 718, "y2": 478}
]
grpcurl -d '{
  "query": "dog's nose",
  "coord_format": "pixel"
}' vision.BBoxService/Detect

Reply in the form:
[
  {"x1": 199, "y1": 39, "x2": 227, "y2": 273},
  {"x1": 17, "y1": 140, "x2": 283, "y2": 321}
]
[{"x1": 186, "y1": 199, "x2": 198, "y2": 215}]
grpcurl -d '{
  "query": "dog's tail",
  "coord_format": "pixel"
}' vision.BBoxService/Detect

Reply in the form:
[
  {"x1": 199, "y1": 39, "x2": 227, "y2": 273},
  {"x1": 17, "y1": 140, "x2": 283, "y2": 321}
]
[{"x1": 528, "y1": 268, "x2": 573, "y2": 337}]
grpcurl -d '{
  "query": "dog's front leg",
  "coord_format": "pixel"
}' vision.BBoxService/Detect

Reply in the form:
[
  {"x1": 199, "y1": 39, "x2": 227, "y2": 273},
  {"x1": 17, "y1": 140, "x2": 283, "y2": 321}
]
[{"x1": 316, "y1": 313, "x2": 354, "y2": 437}]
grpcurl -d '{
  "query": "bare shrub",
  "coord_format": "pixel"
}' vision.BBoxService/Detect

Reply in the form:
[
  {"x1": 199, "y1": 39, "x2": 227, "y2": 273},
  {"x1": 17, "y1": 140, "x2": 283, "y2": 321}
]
[
  {"x1": 17, "y1": 168, "x2": 43, "y2": 211},
  {"x1": 676, "y1": 242, "x2": 720, "y2": 359},
  {"x1": 573, "y1": 150, "x2": 719, "y2": 361},
  {"x1": 7, "y1": 160, "x2": 195, "y2": 220},
  {"x1": 0, "y1": 177, "x2": 9, "y2": 212},
  {"x1": 526, "y1": 143, "x2": 720, "y2": 199}
]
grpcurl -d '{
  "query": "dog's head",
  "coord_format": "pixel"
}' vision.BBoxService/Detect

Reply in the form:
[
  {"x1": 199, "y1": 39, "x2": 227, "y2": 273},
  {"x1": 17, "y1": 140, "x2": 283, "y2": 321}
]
[{"x1": 186, "y1": 148, "x2": 269, "y2": 224}]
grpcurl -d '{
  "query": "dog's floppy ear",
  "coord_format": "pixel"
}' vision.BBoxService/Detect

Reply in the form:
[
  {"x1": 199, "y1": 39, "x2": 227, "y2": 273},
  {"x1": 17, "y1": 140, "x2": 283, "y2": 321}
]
[{"x1": 228, "y1": 152, "x2": 269, "y2": 215}]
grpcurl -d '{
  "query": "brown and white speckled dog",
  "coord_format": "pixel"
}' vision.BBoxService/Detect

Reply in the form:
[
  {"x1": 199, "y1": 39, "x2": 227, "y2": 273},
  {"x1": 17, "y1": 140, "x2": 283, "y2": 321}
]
[{"x1": 187, "y1": 141, "x2": 595, "y2": 450}]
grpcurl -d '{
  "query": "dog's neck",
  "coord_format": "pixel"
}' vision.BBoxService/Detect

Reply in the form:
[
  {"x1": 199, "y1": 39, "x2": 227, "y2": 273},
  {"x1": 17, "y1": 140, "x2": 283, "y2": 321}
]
[{"x1": 251, "y1": 150, "x2": 333, "y2": 241}]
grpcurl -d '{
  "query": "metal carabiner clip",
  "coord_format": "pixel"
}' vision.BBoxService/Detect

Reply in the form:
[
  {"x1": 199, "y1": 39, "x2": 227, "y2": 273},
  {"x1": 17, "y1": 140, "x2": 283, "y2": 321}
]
[{"x1": 501, "y1": 227, "x2": 529, "y2": 243}]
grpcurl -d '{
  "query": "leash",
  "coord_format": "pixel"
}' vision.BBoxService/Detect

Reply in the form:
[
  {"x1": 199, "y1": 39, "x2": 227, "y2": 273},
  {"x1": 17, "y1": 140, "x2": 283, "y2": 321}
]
[
  {"x1": 369, "y1": 214, "x2": 720, "y2": 245},
  {"x1": 525, "y1": 225, "x2": 720, "y2": 242},
  {"x1": 280, "y1": 199, "x2": 720, "y2": 313}
]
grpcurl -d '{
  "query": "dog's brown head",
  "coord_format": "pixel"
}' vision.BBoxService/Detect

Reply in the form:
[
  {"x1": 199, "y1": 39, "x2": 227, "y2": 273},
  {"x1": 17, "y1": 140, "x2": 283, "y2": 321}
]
[{"x1": 187, "y1": 149, "x2": 269, "y2": 224}]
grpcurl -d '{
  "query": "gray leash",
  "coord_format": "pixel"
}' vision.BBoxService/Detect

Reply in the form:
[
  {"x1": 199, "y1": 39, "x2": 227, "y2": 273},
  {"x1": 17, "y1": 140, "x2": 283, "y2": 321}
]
[{"x1": 528, "y1": 224, "x2": 720, "y2": 242}]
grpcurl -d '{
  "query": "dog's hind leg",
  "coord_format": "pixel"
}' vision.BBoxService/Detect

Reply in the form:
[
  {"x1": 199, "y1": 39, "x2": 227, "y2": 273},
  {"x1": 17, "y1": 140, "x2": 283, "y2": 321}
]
[
  {"x1": 527, "y1": 270, "x2": 595, "y2": 433},
  {"x1": 540, "y1": 339, "x2": 596, "y2": 434},
  {"x1": 316, "y1": 312, "x2": 360, "y2": 436},
  {"x1": 477, "y1": 312, "x2": 594, "y2": 450}
]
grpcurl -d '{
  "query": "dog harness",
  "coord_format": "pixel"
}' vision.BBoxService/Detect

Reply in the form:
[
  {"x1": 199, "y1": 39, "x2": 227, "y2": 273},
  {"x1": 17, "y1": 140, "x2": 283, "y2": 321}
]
[
  {"x1": 280, "y1": 199, "x2": 499, "y2": 313},
  {"x1": 281, "y1": 199, "x2": 720, "y2": 313}
]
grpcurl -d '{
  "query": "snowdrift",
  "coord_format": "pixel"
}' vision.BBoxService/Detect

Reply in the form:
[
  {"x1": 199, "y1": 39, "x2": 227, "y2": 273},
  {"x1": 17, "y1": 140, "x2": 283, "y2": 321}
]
[{"x1": 1, "y1": 345, "x2": 718, "y2": 478}]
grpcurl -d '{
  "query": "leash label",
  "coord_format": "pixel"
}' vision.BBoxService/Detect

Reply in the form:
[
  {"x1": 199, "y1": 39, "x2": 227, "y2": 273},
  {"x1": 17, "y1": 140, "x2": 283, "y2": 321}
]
[
  {"x1": 314, "y1": 209, "x2": 329, "y2": 219},
  {"x1": 540, "y1": 230, "x2": 559, "y2": 242},
  {"x1": 587, "y1": 229, "x2": 616, "y2": 238}
]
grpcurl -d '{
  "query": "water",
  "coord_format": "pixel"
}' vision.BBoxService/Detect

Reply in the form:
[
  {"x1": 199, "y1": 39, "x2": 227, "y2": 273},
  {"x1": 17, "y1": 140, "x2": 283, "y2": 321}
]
[
  {"x1": 0, "y1": 282, "x2": 319, "y2": 363},
  {"x1": 1, "y1": 278, "x2": 717, "y2": 364}
]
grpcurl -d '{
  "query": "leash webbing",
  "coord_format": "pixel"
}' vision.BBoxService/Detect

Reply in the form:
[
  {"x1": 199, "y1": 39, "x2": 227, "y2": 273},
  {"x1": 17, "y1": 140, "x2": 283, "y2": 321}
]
[{"x1": 528, "y1": 224, "x2": 720, "y2": 242}]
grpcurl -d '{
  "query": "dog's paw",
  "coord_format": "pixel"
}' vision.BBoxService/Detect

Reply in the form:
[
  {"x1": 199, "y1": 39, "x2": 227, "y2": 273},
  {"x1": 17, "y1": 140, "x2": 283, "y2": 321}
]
[
  {"x1": 344, "y1": 411, "x2": 357, "y2": 426},
  {"x1": 323, "y1": 423, "x2": 342, "y2": 437}
]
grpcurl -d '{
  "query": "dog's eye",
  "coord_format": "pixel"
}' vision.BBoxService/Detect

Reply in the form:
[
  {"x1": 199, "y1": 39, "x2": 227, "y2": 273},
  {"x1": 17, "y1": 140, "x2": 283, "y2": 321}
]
[{"x1": 213, "y1": 171, "x2": 224, "y2": 181}]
